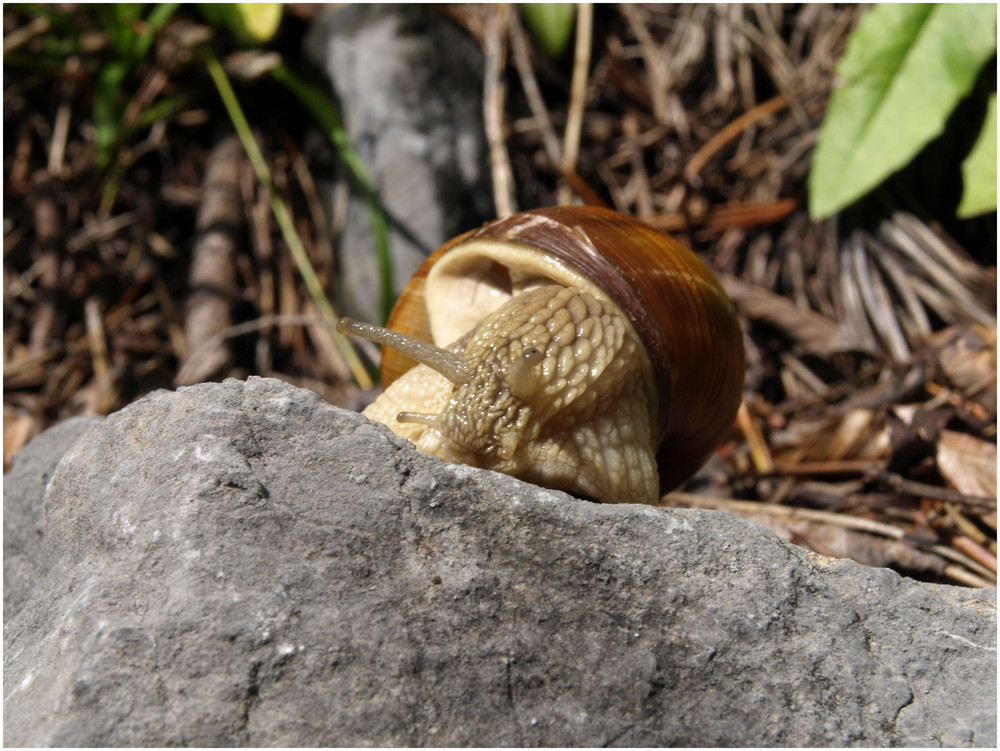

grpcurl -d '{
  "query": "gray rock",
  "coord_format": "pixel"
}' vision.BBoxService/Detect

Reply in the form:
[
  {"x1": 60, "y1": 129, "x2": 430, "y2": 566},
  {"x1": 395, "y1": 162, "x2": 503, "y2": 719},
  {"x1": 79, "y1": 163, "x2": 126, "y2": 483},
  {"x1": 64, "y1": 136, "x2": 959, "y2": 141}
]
[
  {"x1": 3, "y1": 377, "x2": 996, "y2": 746},
  {"x1": 4, "y1": 415, "x2": 104, "y2": 617},
  {"x1": 305, "y1": 5, "x2": 493, "y2": 324}
]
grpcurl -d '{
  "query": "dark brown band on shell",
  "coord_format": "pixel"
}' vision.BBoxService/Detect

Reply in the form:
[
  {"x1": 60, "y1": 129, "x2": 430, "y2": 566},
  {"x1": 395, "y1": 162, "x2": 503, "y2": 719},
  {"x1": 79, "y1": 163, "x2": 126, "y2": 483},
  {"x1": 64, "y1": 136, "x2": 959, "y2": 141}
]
[{"x1": 470, "y1": 206, "x2": 744, "y2": 492}]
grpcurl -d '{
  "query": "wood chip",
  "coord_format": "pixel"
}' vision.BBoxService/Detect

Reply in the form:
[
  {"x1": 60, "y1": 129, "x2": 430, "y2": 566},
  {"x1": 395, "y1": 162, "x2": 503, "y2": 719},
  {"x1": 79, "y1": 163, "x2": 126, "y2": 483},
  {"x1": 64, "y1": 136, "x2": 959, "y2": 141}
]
[{"x1": 937, "y1": 430, "x2": 997, "y2": 500}]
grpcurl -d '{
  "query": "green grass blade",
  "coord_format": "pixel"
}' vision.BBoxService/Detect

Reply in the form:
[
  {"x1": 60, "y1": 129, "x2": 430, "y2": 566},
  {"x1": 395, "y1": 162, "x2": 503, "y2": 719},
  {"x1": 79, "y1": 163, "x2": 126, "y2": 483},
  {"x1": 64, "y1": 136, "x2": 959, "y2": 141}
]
[
  {"x1": 131, "y1": 3, "x2": 180, "y2": 61},
  {"x1": 268, "y1": 62, "x2": 394, "y2": 325},
  {"x1": 202, "y1": 48, "x2": 374, "y2": 390},
  {"x1": 94, "y1": 61, "x2": 129, "y2": 166}
]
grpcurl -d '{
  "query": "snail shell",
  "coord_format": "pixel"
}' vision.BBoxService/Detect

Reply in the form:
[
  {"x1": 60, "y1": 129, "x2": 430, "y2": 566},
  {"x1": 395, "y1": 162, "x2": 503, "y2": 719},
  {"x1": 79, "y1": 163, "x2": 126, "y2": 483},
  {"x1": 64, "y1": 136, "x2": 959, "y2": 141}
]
[{"x1": 339, "y1": 206, "x2": 744, "y2": 504}]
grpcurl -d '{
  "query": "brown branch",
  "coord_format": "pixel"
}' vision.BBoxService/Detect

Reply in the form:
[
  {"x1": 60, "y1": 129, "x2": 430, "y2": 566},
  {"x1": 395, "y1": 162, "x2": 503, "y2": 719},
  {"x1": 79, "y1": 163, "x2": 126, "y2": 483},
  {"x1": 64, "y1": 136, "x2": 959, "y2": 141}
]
[
  {"x1": 28, "y1": 184, "x2": 63, "y2": 355},
  {"x1": 175, "y1": 136, "x2": 243, "y2": 386},
  {"x1": 868, "y1": 470, "x2": 997, "y2": 509},
  {"x1": 683, "y1": 93, "x2": 788, "y2": 182},
  {"x1": 643, "y1": 198, "x2": 798, "y2": 233}
]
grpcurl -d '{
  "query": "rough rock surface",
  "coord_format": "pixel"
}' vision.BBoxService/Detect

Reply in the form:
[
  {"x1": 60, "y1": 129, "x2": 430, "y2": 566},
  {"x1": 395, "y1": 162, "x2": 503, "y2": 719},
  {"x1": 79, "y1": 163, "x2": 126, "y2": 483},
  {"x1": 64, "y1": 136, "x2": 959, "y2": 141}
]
[
  {"x1": 3, "y1": 377, "x2": 996, "y2": 747},
  {"x1": 4, "y1": 415, "x2": 103, "y2": 617}
]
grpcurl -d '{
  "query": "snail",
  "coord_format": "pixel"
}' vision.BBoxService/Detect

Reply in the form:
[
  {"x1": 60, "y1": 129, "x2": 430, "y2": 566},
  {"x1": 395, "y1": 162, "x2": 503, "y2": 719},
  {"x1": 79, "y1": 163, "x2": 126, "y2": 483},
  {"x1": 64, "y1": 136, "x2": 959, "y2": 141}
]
[{"x1": 337, "y1": 206, "x2": 744, "y2": 505}]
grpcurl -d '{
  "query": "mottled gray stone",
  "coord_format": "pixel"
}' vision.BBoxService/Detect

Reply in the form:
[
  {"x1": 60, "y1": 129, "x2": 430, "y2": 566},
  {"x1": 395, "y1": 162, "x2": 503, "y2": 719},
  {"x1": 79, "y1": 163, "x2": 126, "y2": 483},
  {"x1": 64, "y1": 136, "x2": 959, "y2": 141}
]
[
  {"x1": 4, "y1": 414, "x2": 104, "y2": 617},
  {"x1": 3, "y1": 378, "x2": 996, "y2": 746},
  {"x1": 305, "y1": 4, "x2": 493, "y2": 324}
]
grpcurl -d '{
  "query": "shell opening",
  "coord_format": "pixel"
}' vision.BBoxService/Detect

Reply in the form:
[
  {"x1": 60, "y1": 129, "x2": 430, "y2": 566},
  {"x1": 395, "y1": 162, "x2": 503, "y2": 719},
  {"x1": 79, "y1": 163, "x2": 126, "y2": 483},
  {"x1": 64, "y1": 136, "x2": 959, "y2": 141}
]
[{"x1": 336, "y1": 317, "x2": 471, "y2": 385}]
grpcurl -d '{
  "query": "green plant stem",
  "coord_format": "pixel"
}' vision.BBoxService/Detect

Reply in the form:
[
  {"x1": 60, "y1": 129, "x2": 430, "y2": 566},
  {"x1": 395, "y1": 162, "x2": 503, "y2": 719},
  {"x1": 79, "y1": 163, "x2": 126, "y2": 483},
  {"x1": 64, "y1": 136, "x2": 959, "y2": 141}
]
[
  {"x1": 268, "y1": 62, "x2": 394, "y2": 325},
  {"x1": 202, "y1": 47, "x2": 374, "y2": 391},
  {"x1": 133, "y1": 3, "x2": 180, "y2": 61}
]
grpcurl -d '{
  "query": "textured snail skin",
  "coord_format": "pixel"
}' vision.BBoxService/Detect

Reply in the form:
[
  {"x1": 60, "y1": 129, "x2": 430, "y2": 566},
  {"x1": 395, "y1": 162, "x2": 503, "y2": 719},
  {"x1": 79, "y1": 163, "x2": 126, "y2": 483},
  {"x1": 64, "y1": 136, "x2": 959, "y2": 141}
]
[
  {"x1": 364, "y1": 284, "x2": 659, "y2": 504},
  {"x1": 351, "y1": 206, "x2": 745, "y2": 505}
]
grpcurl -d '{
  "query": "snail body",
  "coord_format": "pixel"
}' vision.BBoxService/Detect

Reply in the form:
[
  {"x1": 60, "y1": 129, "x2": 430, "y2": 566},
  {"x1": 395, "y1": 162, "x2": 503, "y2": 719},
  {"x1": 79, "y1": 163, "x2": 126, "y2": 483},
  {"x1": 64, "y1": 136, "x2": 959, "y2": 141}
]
[{"x1": 338, "y1": 206, "x2": 744, "y2": 505}]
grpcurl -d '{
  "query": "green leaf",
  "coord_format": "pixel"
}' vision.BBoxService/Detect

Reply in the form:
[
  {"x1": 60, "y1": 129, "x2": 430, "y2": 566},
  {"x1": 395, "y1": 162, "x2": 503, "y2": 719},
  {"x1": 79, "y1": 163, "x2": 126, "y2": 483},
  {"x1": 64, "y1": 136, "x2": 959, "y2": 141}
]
[
  {"x1": 958, "y1": 94, "x2": 997, "y2": 218},
  {"x1": 200, "y1": 3, "x2": 282, "y2": 46},
  {"x1": 521, "y1": 3, "x2": 576, "y2": 60},
  {"x1": 232, "y1": 3, "x2": 282, "y2": 44},
  {"x1": 809, "y1": 4, "x2": 997, "y2": 220}
]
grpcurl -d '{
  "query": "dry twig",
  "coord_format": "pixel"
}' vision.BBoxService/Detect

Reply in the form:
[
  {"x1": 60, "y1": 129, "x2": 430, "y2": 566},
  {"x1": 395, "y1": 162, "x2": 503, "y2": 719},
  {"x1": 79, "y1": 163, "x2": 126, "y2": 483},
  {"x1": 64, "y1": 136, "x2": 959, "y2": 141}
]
[
  {"x1": 175, "y1": 136, "x2": 243, "y2": 386},
  {"x1": 557, "y1": 3, "x2": 594, "y2": 206},
  {"x1": 483, "y1": 5, "x2": 516, "y2": 217}
]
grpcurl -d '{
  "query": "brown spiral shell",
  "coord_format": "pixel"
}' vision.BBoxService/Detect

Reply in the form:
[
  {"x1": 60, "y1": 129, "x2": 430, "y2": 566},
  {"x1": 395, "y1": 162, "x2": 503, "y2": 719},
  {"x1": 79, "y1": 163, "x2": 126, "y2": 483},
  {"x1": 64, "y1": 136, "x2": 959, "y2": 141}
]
[{"x1": 380, "y1": 206, "x2": 745, "y2": 494}]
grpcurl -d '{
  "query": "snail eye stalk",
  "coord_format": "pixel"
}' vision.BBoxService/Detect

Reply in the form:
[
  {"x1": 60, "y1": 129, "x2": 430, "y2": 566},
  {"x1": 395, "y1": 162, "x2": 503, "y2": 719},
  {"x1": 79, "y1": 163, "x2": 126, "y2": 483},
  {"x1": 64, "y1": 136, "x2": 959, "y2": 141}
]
[{"x1": 337, "y1": 318, "x2": 472, "y2": 385}]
